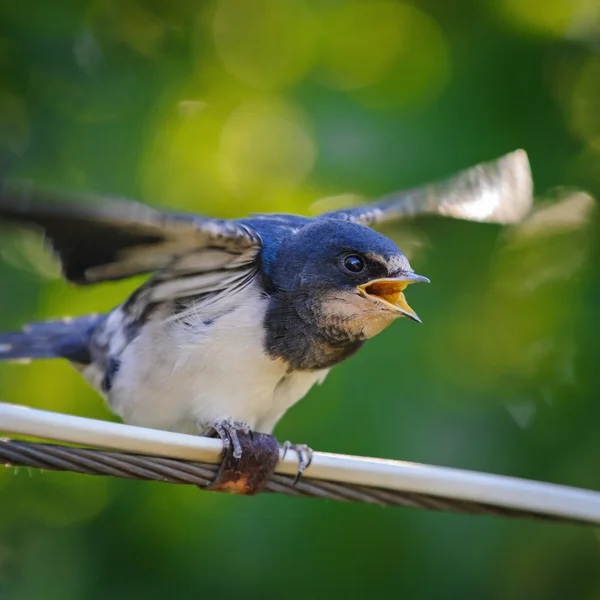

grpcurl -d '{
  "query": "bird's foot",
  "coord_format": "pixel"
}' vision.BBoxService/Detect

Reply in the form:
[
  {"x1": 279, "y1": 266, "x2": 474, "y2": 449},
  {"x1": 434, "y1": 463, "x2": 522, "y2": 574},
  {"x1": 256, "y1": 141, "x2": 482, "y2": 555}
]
[
  {"x1": 202, "y1": 419, "x2": 279, "y2": 495},
  {"x1": 207, "y1": 419, "x2": 254, "y2": 467},
  {"x1": 281, "y1": 441, "x2": 314, "y2": 484}
]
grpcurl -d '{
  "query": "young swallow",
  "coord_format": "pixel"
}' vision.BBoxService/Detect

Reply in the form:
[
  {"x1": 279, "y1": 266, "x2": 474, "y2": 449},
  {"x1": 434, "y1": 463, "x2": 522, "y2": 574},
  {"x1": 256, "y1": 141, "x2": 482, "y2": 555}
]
[{"x1": 0, "y1": 150, "x2": 532, "y2": 479}]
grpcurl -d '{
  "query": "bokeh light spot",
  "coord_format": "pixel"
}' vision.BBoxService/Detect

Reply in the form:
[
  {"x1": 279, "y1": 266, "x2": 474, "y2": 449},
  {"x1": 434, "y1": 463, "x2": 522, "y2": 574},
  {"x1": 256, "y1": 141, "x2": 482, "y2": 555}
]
[
  {"x1": 212, "y1": 0, "x2": 317, "y2": 90},
  {"x1": 494, "y1": 0, "x2": 600, "y2": 40},
  {"x1": 218, "y1": 99, "x2": 317, "y2": 200},
  {"x1": 320, "y1": 2, "x2": 450, "y2": 108},
  {"x1": 141, "y1": 94, "x2": 227, "y2": 213},
  {"x1": 141, "y1": 93, "x2": 317, "y2": 217},
  {"x1": 320, "y1": 2, "x2": 404, "y2": 91}
]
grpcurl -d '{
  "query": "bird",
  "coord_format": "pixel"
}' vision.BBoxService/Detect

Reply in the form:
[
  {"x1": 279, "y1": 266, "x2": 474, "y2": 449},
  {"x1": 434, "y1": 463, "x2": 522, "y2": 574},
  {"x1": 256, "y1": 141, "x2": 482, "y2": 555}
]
[{"x1": 0, "y1": 149, "x2": 532, "y2": 481}]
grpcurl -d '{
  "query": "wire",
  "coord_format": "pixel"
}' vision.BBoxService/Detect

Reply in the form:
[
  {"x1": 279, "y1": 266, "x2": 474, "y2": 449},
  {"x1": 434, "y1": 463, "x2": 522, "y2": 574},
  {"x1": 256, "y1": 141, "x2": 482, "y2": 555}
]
[
  {"x1": 1, "y1": 403, "x2": 599, "y2": 525},
  {"x1": 0, "y1": 439, "x2": 582, "y2": 523}
]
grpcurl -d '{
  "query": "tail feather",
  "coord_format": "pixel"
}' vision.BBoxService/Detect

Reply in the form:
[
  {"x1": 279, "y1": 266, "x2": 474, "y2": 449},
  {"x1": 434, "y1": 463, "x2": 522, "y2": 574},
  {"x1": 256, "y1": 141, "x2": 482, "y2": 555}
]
[{"x1": 0, "y1": 314, "x2": 105, "y2": 364}]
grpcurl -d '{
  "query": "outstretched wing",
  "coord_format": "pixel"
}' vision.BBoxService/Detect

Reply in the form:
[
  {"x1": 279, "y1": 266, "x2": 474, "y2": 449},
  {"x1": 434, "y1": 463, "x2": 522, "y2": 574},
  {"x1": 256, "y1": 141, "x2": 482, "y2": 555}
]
[
  {"x1": 325, "y1": 149, "x2": 533, "y2": 227},
  {"x1": 0, "y1": 184, "x2": 262, "y2": 284}
]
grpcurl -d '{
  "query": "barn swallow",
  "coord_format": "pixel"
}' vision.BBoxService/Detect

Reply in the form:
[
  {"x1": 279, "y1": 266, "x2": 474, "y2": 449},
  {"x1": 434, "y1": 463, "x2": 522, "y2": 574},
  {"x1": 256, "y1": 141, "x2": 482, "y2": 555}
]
[{"x1": 0, "y1": 150, "x2": 532, "y2": 484}]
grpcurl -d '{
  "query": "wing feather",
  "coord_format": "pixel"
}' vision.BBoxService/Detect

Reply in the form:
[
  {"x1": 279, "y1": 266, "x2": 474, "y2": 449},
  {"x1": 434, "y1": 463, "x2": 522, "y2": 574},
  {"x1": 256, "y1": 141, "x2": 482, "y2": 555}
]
[
  {"x1": 0, "y1": 183, "x2": 261, "y2": 284},
  {"x1": 325, "y1": 150, "x2": 533, "y2": 227}
]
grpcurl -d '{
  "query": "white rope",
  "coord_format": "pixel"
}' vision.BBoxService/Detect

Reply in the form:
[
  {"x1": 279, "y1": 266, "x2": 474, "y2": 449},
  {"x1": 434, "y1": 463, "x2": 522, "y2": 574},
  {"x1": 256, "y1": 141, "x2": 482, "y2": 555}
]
[{"x1": 1, "y1": 402, "x2": 599, "y2": 524}]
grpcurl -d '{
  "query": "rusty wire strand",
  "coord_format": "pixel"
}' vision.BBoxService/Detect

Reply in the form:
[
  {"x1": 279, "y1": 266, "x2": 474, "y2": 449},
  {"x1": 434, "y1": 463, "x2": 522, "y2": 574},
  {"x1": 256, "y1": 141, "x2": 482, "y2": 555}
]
[{"x1": 0, "y1": 438, "x2": 586, "y2": 525}]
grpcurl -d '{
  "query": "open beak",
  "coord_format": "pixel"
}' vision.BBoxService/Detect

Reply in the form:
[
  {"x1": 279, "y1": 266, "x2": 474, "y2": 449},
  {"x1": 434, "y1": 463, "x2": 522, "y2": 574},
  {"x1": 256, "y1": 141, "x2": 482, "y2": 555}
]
[{"x1": 357, "y1": 272, "x2": 430, "y2": 323}]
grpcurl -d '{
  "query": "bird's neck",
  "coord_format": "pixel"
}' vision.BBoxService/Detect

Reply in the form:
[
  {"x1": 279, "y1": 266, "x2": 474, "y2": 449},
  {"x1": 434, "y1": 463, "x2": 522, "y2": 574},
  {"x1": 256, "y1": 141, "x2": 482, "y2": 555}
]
[{"x1": 263, "y1": 292, "x2": 364, "y2": 370}]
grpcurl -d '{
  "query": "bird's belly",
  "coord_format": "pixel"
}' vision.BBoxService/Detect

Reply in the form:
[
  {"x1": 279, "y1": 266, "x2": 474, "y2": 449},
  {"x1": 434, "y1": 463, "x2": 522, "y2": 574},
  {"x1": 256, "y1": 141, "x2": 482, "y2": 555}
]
[{"x1": 104, "y1": 290, "x2": 327, "y2": 435}]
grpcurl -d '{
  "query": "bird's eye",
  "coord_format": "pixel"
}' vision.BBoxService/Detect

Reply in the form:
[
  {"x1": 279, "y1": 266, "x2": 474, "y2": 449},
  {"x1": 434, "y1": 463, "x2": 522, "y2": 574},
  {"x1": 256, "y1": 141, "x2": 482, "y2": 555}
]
[{"x1": 343, "y1": 254, "x2": 366, "y2": 273}]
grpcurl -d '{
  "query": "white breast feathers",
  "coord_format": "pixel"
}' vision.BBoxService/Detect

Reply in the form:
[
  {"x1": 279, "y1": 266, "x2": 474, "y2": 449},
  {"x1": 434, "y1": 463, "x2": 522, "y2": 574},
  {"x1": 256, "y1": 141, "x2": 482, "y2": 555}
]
[{"x1": 102, "y1": 280, "x2": 329, "y2": 435}]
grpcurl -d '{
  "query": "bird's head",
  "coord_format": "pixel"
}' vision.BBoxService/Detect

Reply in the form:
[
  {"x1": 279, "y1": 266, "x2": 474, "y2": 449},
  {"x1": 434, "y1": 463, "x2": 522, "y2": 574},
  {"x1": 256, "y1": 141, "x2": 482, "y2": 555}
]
[{"x1": 267, "y1": 219, "x2": 429, "y2": 342}]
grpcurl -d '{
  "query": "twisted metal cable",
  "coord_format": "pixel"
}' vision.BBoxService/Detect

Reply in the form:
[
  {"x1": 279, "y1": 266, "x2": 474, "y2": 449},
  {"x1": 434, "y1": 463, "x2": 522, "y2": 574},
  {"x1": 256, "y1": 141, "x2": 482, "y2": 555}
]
[{"x1": 0, "y1": 438, "x2": 584, "y2": 525}]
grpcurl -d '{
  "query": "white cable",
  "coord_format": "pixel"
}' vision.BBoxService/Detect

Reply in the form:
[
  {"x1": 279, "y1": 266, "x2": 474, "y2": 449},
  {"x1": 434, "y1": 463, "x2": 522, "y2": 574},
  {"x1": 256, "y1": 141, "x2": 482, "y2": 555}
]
[{"x1": 1, "y1": 402, "x2": 599, "y2": 524}]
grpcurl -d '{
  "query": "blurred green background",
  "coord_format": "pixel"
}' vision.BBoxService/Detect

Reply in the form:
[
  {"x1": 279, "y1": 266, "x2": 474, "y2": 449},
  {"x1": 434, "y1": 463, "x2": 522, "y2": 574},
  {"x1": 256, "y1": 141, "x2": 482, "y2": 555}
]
[{"x1": 0, "y1": 0, "x2": 599, "y2": 598}]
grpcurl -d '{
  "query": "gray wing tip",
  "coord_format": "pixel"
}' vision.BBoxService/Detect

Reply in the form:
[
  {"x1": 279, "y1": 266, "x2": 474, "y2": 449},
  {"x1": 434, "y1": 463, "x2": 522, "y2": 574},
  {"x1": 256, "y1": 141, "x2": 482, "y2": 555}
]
[
  {"x1": 489, "y1": 148, "x2": 534, "y2": 223},
  {"x1": 433, "y1": 148, "x2": 534, "y2": 225},
  {"x1": 320, "y1": 148, "x2": 534, "y2": 227}
]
